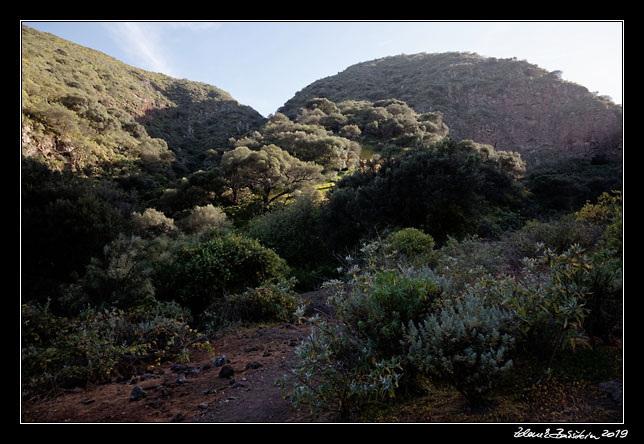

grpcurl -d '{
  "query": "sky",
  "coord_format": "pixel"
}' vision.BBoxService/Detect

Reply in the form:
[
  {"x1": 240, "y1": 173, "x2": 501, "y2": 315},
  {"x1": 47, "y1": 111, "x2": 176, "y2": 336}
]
[{"x1": 22, "y1": 21, "x2": 623, "y2": 117}]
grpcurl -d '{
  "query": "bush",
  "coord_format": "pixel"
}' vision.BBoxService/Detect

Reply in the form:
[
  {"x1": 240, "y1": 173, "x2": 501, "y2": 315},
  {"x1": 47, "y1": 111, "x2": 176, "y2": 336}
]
[
  {"x1": 383, "y1": 227, "x2": 435, "y2": 266},
  {"x1": 200, "y1": 278, "x2": 300, "y2": 330},
  {"x1": 59, "y1": 235, "x2": 158, "y2": 313},
  {"x1": 131, "y1": 208, "x2": 179, "y2": 238},
  {"x1": 282, "y1": 267, "x2": 447, "y2": 419},
  {"x1": 404, "y1": 294, "x2": 518, "y2": 404},
  {"x1": 331, "y1": 269, "x2": 445, "y2": 361},
  {"x1": 160, "y1": 233, "x2": 290, "y2": 314},
  {"x1": 322, "y1": 139, "x2": 525, "y2": 250},
  {"x1": 244, "y1": 193, "x2": 332, "y2": 289},
  {"x1": 479, "y1": 245, "x2": 595, "y2": 363},
  {"x1": 177, "y1": 204, "x2": 232, "y2": 234},
  {"x1": 283, "y1": 314, "x2": 403, "y2": 421},
  {"x1": 22, "y1": 298, "x2": 203, "y2": 398}
]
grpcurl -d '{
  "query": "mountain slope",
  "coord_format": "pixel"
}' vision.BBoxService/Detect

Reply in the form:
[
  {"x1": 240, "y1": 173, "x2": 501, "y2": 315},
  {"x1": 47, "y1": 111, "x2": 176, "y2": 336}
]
[
  {"x1": 279, "y1": 52, "x2": 623, "y2": 165},
  {"x1": 21, "y1": 25, "x2": 266, "y2": 177}
]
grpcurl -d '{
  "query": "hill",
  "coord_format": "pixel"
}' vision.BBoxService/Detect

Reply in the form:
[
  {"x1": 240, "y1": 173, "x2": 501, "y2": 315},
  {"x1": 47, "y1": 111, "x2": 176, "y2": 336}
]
[
  {"x1": 279, "y1": 52, "x2": 623, "y2": 165},
  {"x1": 21, "y1": 25, "x2": 266, "y2": 178}
]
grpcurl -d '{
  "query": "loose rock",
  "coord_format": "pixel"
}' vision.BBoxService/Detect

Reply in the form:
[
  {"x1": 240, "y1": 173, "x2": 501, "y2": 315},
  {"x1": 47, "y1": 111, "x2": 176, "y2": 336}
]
[
  {"x1": 213, "y1": 355, "x2": 230, "y2": 367},
  {"x1": 245, "y1": 361, "x2": 263, "y2": 370},
  {"x1": 219, "y1": 365, "x2": 234, "y2": 378},
  {"x1": 129, "y1": 386, "x2": 146, "y2": 402}
]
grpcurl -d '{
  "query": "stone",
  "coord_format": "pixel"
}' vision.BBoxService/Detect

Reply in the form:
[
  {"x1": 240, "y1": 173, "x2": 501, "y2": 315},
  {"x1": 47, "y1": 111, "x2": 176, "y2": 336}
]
[
  {"x1": 129, "y1": 386, "x2": 146, "y2": 402},
  {"x1": 198, "y1": 403, "x2": 209, "y2": 410},
  {"x1": 598, "y1": 380, "x2": 623, "y2": 405},
  {"x1": 213, "y1": 355, "x2": 230, "y2": 367},
  {"x1": 171, "y1": 413, "x2": 186, "y2": 422},
  {"x1": 140, "y1": 373, "x2": 157, "y2": 381},
  {"x1": 219, "y1": 365, "x2": 234, "y2": 378},
  {"x1": 245, "y1": 361, "x2": 263, "y2": 370}
]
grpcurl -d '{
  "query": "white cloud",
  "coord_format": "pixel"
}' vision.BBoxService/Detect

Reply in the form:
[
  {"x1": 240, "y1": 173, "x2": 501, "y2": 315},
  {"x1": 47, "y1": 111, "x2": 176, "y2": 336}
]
[{"x1": 103, "y1": 22, "x2": 177, "y2": 76}]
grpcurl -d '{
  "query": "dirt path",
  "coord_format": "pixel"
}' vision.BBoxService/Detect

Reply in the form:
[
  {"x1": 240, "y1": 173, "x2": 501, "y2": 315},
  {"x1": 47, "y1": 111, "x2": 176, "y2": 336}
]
[{"x1": 22, "y1": 290, "x2": 334, "y2": 424}]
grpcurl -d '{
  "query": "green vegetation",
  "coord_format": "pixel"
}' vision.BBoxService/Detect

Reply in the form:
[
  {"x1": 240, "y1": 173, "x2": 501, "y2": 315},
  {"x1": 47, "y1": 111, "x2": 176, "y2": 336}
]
[
  {"x1": 21, "y1": 25, "x2": 622, "y2": 424},
  {"x1": 282, "y1": 191, "x2": 622, "y2": 420}
]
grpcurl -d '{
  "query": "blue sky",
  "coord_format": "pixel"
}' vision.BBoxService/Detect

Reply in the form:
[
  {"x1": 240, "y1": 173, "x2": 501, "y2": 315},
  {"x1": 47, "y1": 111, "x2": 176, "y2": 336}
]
[{"x1": 23, "y1": 21, "x2": 623, "y2": 117}]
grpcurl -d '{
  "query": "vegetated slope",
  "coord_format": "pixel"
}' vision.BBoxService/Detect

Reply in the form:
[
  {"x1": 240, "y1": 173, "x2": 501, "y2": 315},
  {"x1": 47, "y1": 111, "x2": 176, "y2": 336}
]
[
  {"x1": 21, "y1": 25, "x2": 266, "y2": 178},
  {"x1": 279, "y1": 52, "x2": 623, "y2": 165}
]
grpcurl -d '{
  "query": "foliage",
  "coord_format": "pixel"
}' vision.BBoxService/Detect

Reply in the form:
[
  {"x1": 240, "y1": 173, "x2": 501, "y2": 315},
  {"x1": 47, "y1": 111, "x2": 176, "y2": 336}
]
[
  {"x1": 283, "y1": 313, "x2": 403, "y2": 421},
  {"x1": 158, "y1": 233, "x2": 290, "y2": 314},
  {"x1": 404, "y1": 293, "x2": 518, "y2": 403},
  {"x1": 131, "y1": 207, "x2": 179, "y2": 238},
  {"x1": 59, "y1": 235, "x2": 159, "y2": 313},
  {"x1": 244, "y1": 192, "x2": 334, "y2": 289},
  {"x1": 524, "y1": 158, "x2": 622, "y2": 214},
  {"x1": 282, "y1": 267, "x2": 447, "y2": 418},
  {"x1": 332, "y1": 269, "x2": 446, "y2": 365},
  {"x1": 321, "y1": 138, "x2": 525, "y2": 250},
  {"x1": 482, "y1": 245, "x2": 595, "y2": 361},
  {"x1": 382, "y1": 227, "x2": 436, "y2": 266},
  {"x1": 575, "y1": 190, "x2": 622, "y2": 253},
  {"x1": 22, "y1": 297, "x2": 203, "y2": 398},
  {"x1": 21, "y1": 158, "x2": 135, "y2": 306},
  {"x1": 176, "y1": 204, "x2": 232, "y2": 234},
  {"x1": 200, "y1": 278, "x2": 299, "y2": 331},
  {"x1": 232, "y1": 111, "x2": 361, "y2": 172},
  {"x1": 221, "y1": 144, "x2": 324, "y2": 208}
]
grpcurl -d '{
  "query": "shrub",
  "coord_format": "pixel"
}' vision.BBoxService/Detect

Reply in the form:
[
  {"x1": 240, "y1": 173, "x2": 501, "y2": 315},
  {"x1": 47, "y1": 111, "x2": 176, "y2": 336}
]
[
  {"x1": 479, "y1": 245, "x2": 594, "y2": 364},
  {"x1": 575, "y1": 190, "x2": 622, "y2": 254},
  {"x1": 177, "y1": 204, "x2": 232, "y2": 234},
  {"x1": 282, "y1": 267, "x2": 447, "y2": 419},
  {"x1": 404, "y1": 294, "x2": 518, "y2": 404},
  {"x1": 244, "y1": 193, "x2": 332, "y2": 288},
  {"x1": 200, "y1": 278, "x2": 300, "y2": 330},
  {"x1": 160, "y1": 233, "x2": 290, "y2": 314},
  {"x1": 322, "y1": 139, "x2": 525, "y2": 250},
  {"x1": 131, "y1": 208, "x2": 179, "y2": 238},
  {"x1": 59, "y1": 235, "x2": 158, "y2": 313},
  {"x1": 331, "y1": 269, "x2": 445, "y2": 361},
  {"x1": 383, "y1": 227, "x2": 435, "y2": 266},
  {"x1": 282, "y1": 314, "x2": 403, "y2": 421},
  {"x1": 22, "y1": 298, "x2": 203, "y2": 398}
]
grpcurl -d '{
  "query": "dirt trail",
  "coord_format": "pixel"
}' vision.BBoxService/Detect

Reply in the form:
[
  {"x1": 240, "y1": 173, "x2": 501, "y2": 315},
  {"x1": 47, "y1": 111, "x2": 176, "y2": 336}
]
[{"x1": 22, "y1": 290, "x2": 333, "y2": 424}]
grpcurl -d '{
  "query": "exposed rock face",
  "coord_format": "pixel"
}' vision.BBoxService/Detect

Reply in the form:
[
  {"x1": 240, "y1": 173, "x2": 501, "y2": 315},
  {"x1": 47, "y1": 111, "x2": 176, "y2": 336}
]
[{"x1": 279, "y1": 52, "x2": 622, "y2": 164}]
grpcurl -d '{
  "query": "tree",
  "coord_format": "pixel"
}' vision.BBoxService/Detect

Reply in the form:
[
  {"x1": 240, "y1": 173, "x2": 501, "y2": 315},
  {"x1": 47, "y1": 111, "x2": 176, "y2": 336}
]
[
  {"x1": 322, "y1": 138, "x2": 526, "y2": 250},
  {"x1": 221, "y1": 146, "x2": 254, "y2": 204},
  {"x1": 222, "y1": 144, "x2": 324, "y2": 208}
]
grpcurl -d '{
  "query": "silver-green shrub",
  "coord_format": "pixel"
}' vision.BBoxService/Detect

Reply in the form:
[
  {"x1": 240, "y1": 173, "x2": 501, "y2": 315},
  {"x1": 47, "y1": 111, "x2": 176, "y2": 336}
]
[{"x1": 404, "y1": 294, "x2": 517, "y2": 403}]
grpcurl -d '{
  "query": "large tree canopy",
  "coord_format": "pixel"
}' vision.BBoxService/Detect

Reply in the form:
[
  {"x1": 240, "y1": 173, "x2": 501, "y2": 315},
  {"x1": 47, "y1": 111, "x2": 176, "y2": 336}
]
[{"x1": 221, "y1": 144, "x2": 324, "y2": 207}]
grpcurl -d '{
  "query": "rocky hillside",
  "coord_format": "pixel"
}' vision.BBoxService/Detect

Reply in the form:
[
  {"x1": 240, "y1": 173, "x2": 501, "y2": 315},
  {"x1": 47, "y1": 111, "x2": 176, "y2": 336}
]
[
  {"x1": 279, "y1": 52, "x2": 623, "y2": 165},
  {"x1": 21, "y1": 25, "x2": 266, "y2": 177}
]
